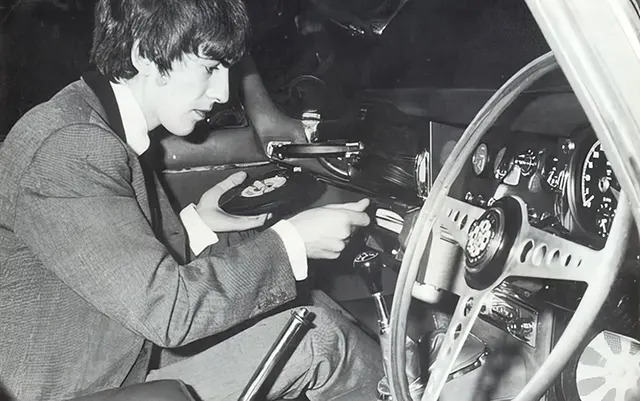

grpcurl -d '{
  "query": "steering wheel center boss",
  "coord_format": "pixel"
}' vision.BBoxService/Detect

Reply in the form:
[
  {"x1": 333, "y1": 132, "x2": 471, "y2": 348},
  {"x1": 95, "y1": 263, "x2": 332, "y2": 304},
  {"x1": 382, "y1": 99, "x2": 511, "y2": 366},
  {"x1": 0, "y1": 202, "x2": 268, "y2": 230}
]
[{"x1": 464, "y1": 197, "x2": 522, "y2": 290}]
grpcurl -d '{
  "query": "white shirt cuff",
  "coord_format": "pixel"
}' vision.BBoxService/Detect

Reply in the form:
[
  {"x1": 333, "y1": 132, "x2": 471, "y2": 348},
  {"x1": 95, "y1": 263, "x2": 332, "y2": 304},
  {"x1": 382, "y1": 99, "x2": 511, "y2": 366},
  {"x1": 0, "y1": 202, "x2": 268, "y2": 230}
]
[
  {"x1": 271, "y1": 220, "x2": 308, "y2": 281},
  {"x1": 179, "y1": 203, "x2": 219, "y2": 256}
]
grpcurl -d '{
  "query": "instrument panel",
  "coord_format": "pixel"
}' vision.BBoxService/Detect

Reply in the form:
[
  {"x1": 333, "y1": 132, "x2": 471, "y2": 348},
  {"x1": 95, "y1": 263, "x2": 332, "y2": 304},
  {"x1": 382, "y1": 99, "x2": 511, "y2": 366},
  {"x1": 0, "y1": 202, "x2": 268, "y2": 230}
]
[{"x1": 464, "y1": 126, "x2": 619, "y2": 248}]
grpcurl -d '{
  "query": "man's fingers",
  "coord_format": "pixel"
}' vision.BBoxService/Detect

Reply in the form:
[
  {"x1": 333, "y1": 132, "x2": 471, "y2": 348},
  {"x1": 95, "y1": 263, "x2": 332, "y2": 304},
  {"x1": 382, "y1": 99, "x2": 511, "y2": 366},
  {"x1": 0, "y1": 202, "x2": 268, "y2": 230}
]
[
  {"x1": 323, "y1": 206, "x2": 371, "y2": 229},
  {"x1": 227, "y1": 213, "x2": 269, "y2": 231},
  {"x1": 217, "y1": 171, "x2": 247, "y2": 192},
  {"x1": 325, "y1": 198, "x2": 370, "y2": 212},
  {"x1": 321, "y1": 239, "x2": 347, "y2": 253},
  {"x1": 346, "y1": 210, "x2": 371, "y2": 227},
  {"x1": 204, "y1": 171, "x2": 247, "y2": 202},
  {"x1": 313, "y1": 249, "x2": 342, "y2": 260}
]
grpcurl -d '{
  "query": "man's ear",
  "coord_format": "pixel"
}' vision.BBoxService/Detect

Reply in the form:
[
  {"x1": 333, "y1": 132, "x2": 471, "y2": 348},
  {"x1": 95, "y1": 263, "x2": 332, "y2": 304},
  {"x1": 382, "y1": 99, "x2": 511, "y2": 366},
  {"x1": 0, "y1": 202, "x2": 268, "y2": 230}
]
[{"x1": 130, "y1": 40, "x2": 162, "y2": 80}]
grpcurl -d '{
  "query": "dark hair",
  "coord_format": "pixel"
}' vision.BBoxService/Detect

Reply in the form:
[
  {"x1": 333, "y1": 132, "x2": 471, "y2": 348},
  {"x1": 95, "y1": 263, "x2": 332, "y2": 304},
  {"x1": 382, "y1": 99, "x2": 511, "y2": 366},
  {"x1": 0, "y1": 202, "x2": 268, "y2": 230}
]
[{"x1": 91, "y1": 0, "x2": 250, "y2": 81}]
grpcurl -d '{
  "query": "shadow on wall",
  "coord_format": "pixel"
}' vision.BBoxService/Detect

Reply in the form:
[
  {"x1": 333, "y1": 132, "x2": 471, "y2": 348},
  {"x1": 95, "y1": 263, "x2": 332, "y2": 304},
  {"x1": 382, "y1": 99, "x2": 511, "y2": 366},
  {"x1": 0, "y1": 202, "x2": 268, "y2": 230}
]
[{"x1": 1, "y1": 0, "x2": 96, "y2": 139}]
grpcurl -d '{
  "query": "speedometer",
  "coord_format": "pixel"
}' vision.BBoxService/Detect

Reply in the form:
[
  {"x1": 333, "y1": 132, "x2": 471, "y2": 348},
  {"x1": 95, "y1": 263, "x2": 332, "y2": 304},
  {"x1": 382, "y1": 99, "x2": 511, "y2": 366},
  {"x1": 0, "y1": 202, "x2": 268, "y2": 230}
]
[{"x1": 570, "y1": 137, "x2": 620, "y2": 239}]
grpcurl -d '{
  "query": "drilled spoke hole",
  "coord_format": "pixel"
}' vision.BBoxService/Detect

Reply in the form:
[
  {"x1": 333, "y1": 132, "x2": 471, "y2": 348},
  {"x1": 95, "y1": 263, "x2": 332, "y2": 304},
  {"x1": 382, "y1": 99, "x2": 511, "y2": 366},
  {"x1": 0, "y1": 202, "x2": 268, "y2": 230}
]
[
  {"x1": 550, "y1": 249, "x2": 561, "y2": 265},
  {"x1": 464, "y1": 298, "x2": 474, "y2": 316},
  {"x1": 532, "y1": 245, "x2": 547, "y2": 266},
  {"x1": 453, "y1": 324, "x2": 462, "y2": 340},
  {"x1": 520, "y1": 240, "x2": 534, "y2": 263},
  {"x1": 460, "y1": 215, "x2": 468, "y2": 229},
  {"x1": 454, "y1": 211, "x2": 460, "y2": 222},
  {"x1": 565, "y1": 255, "x2": 572, "y2": 266}
]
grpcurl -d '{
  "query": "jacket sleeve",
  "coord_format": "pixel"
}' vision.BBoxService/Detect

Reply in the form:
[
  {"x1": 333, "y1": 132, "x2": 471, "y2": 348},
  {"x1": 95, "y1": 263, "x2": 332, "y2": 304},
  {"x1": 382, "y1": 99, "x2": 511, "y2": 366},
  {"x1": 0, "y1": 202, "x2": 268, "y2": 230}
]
[{"x1": 15, "y1": 124, "x2": 297, "y2": 348}]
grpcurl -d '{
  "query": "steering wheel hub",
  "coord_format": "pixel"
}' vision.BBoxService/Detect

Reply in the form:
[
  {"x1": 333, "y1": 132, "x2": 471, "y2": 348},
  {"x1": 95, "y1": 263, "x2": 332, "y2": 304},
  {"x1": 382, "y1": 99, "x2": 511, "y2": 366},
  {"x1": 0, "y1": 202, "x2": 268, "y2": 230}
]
[
  {"x1": 465, "y1": 209, "x2": 502, "y2": 265},
  {"x1": 464, "y1": 197, "x2": 521, "y2": 289}
]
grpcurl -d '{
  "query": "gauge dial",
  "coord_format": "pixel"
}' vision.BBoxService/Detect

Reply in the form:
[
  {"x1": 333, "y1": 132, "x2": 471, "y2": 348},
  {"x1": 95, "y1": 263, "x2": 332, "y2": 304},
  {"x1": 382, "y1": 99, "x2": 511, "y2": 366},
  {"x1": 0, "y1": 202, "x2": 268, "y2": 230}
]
[
  {"x1": 514, "y1": 149, "x2": 538, "y2": 177},
  {"x1": 472, "y1": 143, "x2": 490, "y2": 176},
  {"x1": 543, "y1": 155, "x2": 567, "y2": 192},
  {"x1": 493, "y1": 147, "x2": 514, "y2": 181},
  {"x1": 574, "y1": 140, "x2": 620, "y2": 238}
]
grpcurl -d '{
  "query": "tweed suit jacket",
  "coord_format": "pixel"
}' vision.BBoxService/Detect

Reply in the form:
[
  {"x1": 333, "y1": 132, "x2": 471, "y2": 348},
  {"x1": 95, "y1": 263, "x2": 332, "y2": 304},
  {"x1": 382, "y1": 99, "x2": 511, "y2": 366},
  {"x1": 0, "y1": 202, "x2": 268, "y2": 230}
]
[{"x1": 0, "y1": 77, "x2": 297, "y2": 400}]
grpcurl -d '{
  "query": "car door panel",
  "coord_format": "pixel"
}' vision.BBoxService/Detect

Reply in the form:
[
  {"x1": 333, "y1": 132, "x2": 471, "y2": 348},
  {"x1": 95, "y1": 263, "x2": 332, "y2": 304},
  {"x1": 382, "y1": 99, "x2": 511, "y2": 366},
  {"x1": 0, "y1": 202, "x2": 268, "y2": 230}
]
[{"x1": 158, "y1": 126, "x2": 273, "y2": 209}]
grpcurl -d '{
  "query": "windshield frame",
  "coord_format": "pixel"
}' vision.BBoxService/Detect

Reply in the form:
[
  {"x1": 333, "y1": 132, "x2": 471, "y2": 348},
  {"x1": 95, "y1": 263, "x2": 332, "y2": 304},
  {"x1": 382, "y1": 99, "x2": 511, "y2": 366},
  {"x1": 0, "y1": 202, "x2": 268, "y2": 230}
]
[{"x1": 525, "y1": 0, "x2": 640, "y2": 233}]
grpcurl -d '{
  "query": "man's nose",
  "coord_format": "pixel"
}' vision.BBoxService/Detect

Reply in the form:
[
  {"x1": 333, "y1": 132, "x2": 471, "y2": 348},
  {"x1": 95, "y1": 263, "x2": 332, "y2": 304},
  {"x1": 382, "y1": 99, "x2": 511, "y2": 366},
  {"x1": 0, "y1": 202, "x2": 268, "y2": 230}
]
[{"x1": 206, "y1": 67, "x2": 230, "y2": 104}]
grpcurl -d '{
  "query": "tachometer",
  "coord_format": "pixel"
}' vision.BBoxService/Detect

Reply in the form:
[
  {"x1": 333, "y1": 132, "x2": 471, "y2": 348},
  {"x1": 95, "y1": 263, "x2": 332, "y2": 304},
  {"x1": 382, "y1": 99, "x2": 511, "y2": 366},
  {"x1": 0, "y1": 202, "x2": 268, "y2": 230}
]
[{"x1": 570, "y1": 138, "x2": 620, "y2": 238}]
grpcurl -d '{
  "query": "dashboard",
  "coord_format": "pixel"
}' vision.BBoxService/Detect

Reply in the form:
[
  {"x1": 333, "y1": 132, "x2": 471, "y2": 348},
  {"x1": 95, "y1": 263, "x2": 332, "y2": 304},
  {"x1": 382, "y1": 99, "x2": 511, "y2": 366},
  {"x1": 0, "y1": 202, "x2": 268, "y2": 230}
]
[
  {"x1": 463, "y1": 125, "x2": 620, "y2": 249},
  {"x1": 285, "y1": 88, "x2": 626, "y2": 254}
]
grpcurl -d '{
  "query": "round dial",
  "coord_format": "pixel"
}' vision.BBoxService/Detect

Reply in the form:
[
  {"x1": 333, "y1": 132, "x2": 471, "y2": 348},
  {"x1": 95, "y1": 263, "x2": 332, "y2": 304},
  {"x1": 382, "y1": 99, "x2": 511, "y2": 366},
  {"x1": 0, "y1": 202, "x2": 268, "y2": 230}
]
[
  {"x1": 514, "y1": 149, "x2": 538, "y2": 176},
  {"x1": 543, "y1": 155, "x2": 566, "y2": 191},
  {"x1": 472, "y1": 143, "x2": 490, "y2": 176},
  {"x1": 578, "y1": 140, "x2": 620, "y2": 238},
  {"x1": 494, "y1": 147, "x2": 514, "y2": 180}
]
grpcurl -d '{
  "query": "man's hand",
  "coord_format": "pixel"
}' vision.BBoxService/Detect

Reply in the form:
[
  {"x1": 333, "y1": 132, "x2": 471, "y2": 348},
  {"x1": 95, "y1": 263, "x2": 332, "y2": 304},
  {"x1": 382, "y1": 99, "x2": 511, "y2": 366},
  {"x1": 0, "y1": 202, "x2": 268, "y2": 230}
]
[
  {"x1": 196, "y1": 171, "x2": 269, "y2": 232},
  {"x1": 288, "y1": 199, "x2": 371, "y2": 259}
]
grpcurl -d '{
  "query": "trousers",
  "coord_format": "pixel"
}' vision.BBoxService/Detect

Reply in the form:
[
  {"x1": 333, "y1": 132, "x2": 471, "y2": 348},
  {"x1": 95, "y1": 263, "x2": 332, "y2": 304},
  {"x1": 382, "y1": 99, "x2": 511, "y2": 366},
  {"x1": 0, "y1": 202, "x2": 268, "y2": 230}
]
[{"x1": 146, "y1": 305, "x2": 384, "y2": 401}]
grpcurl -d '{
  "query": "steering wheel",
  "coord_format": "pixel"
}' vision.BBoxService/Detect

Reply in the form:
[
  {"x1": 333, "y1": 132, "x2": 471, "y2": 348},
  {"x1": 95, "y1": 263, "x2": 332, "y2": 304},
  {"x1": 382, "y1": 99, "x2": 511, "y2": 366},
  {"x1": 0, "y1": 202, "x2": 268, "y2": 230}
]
[{"x1": 388, "y1": 51, "x2": 633, "y2": 401}]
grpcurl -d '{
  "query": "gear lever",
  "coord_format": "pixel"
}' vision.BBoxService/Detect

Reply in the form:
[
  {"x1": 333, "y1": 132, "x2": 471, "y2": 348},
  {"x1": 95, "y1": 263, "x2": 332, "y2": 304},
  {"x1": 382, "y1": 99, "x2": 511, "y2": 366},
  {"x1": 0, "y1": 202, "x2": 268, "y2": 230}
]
[{"x1": 353, "y1": 251, "x2": 425, "y2": 401}]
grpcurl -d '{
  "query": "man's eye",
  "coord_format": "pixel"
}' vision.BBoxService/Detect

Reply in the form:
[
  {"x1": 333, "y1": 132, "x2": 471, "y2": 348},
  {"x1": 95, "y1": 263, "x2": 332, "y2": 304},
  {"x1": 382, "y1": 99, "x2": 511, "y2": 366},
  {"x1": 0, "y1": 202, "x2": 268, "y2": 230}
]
[{"x1": 205, "y1": 65, "x2": 220, "y2": 74}]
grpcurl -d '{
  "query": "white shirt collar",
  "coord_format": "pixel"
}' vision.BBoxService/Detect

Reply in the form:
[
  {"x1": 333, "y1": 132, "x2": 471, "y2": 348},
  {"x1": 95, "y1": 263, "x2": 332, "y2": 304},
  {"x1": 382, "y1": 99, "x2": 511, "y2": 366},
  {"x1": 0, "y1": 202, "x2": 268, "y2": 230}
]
[{"x1": 109, "y1": 81, "x2": 150, "y2": 156}]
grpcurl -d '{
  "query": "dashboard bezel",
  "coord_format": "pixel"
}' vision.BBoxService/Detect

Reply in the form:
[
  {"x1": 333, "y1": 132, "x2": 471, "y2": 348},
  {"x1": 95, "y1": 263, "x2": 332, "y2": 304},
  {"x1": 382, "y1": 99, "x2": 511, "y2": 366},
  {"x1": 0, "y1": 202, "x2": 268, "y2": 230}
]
[{"x1": 566, "y1": 126, "x2": 616, "y2": 245}]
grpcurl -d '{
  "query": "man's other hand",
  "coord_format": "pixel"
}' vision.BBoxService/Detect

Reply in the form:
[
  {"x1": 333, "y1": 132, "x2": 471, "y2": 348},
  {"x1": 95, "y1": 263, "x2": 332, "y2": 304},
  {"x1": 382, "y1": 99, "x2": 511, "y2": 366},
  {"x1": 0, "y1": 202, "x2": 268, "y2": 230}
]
[
  {"x1": 288, "y1": 199, "x2": 371, "y2": 259},
  {"x1": 196, "y1": 171, "x2": 269, "y2": 232}
]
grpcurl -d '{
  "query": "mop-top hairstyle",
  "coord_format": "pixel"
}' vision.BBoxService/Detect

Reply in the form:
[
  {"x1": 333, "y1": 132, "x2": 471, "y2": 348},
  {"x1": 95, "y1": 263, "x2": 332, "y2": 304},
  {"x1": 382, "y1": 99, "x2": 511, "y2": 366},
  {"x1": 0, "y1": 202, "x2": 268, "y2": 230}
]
[{"x1": 91, "y1": 0, "x2": 250, "y2": 81}]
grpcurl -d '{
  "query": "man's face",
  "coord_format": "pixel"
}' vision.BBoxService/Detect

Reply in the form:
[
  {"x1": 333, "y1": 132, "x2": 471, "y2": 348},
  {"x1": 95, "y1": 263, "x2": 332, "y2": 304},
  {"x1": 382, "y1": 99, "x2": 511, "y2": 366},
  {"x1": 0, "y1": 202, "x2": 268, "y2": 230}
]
[{"x1": 150, "y1": 54, "x2": 229, "y2": 136}]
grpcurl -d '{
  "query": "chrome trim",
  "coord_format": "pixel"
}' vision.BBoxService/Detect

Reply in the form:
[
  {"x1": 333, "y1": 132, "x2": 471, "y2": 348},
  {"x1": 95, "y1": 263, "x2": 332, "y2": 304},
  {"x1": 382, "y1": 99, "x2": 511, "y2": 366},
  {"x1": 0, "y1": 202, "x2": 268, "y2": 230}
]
[
  {"x1": 266, "y1": 140, "x2": 293, "y2": 159},
  {"x1": 162, "y1": 160, "x2": 272, "y2": 174},
  {"x1": 414, "y1": 149, "x2": 431, "y2": 200}
]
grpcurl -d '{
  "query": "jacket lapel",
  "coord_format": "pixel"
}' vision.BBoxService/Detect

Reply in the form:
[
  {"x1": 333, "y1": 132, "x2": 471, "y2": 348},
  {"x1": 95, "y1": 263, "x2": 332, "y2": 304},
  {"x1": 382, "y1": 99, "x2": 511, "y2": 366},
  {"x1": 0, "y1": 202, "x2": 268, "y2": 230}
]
[
  {"x1": 81, "y1": 71, "x2": 162, "y2": 237},
  {"x1": 81, "y1": 71, "x2": 127, "y2": 143}
]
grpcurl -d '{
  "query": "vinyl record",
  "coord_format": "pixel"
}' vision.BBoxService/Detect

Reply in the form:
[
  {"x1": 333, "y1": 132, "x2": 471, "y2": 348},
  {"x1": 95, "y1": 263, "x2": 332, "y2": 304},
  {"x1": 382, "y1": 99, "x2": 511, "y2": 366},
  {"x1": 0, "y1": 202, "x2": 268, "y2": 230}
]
[{"x1": 219, "y1": 168, "x2": 326, "y2": 217}]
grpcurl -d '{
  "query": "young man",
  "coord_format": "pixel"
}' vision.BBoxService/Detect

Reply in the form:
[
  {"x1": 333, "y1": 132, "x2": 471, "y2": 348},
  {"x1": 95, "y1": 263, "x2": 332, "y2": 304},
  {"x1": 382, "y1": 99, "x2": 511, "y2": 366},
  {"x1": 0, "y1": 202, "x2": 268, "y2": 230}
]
[{"x1": 0, "y1": 0, "x2": 383, "y2": 400}]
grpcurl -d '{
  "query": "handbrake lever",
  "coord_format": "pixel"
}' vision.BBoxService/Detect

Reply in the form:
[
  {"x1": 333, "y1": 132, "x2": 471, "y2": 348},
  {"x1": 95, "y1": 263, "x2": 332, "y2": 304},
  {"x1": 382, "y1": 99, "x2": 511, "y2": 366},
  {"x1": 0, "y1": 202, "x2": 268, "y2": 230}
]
[{"x1": 238, "y1": 308, "x2": 315, "y2": 401}]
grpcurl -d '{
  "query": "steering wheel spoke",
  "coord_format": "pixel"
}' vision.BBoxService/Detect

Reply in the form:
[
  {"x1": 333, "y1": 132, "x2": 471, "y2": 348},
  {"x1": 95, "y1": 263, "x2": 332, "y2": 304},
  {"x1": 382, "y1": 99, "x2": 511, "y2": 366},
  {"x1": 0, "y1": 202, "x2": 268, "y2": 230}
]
[
  {"x1": 421, "y1": 289, "x2": 491, "y2": 401},
  {"x1": 439, "y1": 196, "x2": 486, "y2": 248},
  {"x1": 506, "y1": 191, "x2": 631, "y2": 285},
  {"x1": 506, "y1": 224, "x2": 601, "y2": 283}
]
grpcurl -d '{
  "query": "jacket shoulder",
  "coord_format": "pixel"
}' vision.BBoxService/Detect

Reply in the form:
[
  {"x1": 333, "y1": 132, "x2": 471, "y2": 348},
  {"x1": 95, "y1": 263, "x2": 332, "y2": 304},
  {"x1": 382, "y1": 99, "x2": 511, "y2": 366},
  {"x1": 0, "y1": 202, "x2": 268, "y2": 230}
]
[
  {"x1": 0, "y1": 80, "x2": 132, "y2": 208},
  {"x1": 3, "y1": 80, "x2": 128, "y2": 165},
  {"x1": 11, "y1": 80, "x2": 110, "y2": 134}
]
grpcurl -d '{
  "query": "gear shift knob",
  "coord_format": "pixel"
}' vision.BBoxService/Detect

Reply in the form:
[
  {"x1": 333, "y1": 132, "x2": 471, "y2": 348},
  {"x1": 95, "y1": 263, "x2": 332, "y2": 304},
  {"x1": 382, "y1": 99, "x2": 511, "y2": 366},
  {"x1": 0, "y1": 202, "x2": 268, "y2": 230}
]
[
  {"x1": 354, "y1": 250, "x2": 389, "y2": 333},
  {"x1": 353, "y1": 250, "x2": 384, "y2": 295},
  {"x1": 354, "y1": 250, "x2": 425, "y2": 400}
]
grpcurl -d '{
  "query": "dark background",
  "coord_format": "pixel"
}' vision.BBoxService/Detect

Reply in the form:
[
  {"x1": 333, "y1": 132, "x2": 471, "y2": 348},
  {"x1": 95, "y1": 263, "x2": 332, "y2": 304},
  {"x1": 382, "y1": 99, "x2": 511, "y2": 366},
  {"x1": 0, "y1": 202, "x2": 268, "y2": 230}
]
[{"x1": 0, "y1": 0, "x2": 549, "y2": 139}]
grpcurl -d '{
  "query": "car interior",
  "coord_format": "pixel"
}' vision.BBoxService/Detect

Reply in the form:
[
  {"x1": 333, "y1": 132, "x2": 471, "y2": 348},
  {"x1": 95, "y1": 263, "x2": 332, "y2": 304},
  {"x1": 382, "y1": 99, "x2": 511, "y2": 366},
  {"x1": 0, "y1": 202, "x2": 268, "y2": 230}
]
[{"x1": 1, "y1": 0, "x2": 639, "y2": 400}]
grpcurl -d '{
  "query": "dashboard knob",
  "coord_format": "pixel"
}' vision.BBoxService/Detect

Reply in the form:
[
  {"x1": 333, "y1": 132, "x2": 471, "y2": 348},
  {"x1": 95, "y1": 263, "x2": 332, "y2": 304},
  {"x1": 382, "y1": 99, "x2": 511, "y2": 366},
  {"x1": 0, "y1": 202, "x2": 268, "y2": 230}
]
[
  {"x1": 465, "y1": 192, "x2": 474, "y2": 202},
  {"x1": 507, "y1": 318, "x2": 535, "y2": 339},
  {"x1": 353, "y1": 251, "x2": 384, "y2": 294}
]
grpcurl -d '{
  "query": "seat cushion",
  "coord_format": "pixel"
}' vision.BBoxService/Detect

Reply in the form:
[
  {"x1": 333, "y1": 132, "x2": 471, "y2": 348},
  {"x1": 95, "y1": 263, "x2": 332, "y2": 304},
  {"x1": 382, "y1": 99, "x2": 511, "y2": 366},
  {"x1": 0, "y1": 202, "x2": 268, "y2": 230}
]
[{"x1": 68, "y1": 380, "x2": 195, "y2": 401}]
